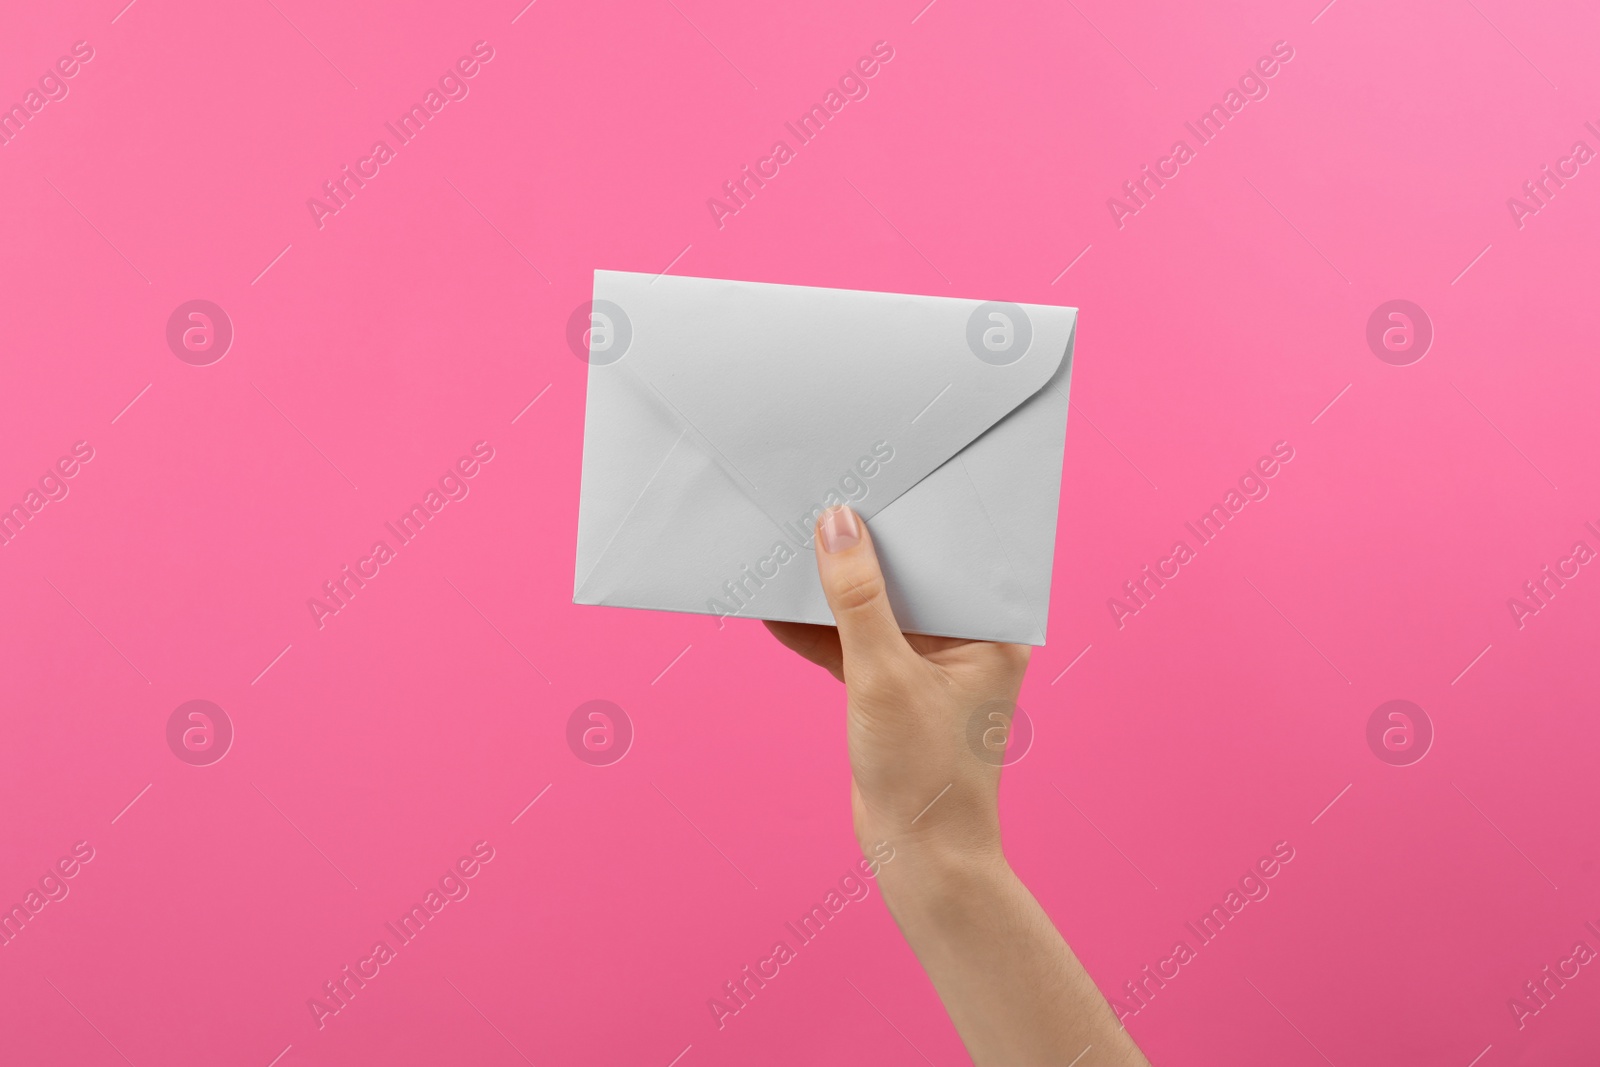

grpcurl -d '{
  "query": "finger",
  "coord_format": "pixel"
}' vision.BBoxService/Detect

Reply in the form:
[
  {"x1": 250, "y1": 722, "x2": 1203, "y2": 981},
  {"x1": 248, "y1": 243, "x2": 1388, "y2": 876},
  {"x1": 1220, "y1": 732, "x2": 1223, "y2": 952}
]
[
  {"x1": 813, "y1": 506, "x2": 914, "y2": 673},
  {"x1": 763, "y1": 620, "x2": 844, "y2": 680}
]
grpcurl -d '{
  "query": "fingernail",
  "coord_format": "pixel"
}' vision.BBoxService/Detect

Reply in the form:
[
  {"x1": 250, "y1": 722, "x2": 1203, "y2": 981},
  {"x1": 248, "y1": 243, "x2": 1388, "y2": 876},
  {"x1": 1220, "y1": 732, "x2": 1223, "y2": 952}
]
[{"x1": 818, "y1": 506, "x2": 861, "y2": 554}]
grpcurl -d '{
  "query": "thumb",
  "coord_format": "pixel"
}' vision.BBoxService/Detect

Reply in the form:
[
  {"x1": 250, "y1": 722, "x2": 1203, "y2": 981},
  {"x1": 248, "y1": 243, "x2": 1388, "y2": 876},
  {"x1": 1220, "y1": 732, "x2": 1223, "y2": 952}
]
[{"x1": 813, "y1": 506, "x2": 913, "y2": 671}]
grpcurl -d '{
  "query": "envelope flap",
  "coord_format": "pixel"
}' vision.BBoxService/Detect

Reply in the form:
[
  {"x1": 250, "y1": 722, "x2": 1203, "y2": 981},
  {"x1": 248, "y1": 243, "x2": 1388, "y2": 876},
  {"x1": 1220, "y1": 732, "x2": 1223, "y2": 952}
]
[{"x1": 590, "y1": 270, "x2": 1077, "y2": 537}]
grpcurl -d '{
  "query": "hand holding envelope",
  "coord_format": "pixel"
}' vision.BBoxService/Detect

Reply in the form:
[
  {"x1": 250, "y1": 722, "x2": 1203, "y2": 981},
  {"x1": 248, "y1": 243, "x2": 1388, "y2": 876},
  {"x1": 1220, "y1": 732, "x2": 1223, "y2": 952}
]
[{"x1": 573, "y1": 270, "x2": 1077, "y2": 645}]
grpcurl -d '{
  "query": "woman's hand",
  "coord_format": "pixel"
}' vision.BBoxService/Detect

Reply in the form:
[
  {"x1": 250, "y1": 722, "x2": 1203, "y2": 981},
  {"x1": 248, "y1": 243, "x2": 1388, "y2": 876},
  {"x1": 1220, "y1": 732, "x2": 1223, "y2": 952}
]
[
  {"x1": 765, "y1": 505, "x2": 1149, "y2": 1067},
  {"x1": 764, "y1": 502, "x2": 1026, "y2": 868}
]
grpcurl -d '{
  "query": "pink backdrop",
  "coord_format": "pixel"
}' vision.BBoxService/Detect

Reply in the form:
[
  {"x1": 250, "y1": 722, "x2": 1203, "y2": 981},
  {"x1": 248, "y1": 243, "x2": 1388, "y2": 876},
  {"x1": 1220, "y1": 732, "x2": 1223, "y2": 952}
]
[{"x1": 3, "y1": 0, "x2": 1598, "y2": 1063}]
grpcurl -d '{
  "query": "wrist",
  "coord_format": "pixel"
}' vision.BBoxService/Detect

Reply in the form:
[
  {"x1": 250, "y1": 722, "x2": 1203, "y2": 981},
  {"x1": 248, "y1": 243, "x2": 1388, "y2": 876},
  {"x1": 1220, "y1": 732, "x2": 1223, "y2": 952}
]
[
  {"x1": 853, "y1": 779, "x2": 1004, "y2": 883},
  {"x1": 871, "y1": 829, "x2": 1013, "y2": 925}
]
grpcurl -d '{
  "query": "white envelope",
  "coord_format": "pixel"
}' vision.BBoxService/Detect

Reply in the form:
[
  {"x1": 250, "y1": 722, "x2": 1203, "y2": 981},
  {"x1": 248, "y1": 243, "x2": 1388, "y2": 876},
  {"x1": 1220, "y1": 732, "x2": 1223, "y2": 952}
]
[{"x1": 572, "y1": 270, "x2": 1077, "y2": 645}]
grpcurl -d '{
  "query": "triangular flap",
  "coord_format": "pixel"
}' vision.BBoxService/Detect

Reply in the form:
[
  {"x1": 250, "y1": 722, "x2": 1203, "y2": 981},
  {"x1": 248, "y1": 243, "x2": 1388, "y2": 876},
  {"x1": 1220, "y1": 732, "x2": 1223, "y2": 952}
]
[{"x1": 590, "y1": 270, "x2": 1077, "y2": 536}]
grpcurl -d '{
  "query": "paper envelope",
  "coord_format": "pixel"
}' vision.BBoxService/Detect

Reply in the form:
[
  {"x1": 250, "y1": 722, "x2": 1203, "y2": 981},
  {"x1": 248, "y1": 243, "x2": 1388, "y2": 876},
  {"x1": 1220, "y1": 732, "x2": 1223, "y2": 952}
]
[{"x1": 572, "y1": 270, "x2": 1077, "y2": 645}]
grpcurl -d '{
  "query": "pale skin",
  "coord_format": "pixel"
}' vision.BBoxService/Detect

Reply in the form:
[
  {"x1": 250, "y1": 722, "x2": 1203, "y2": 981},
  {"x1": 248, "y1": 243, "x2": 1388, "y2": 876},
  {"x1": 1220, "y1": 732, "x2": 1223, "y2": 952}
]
[{"x1": 764, "y1": 505, "x2": 1150, "y2": 1067}]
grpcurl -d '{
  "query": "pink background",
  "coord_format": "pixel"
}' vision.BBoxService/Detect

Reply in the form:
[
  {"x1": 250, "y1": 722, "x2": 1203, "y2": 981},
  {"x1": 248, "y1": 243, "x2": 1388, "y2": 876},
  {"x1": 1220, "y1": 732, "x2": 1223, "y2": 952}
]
[{"x1": 2, "y1": 0, "x2": 1598, "y2": 1063}]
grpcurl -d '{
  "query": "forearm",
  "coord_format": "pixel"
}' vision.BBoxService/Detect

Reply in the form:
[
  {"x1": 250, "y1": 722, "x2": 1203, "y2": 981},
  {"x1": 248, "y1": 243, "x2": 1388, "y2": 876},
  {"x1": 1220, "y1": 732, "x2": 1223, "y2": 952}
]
[{"x1": 877, "y1": 844, "x2": 1149, "y2": 1067}]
